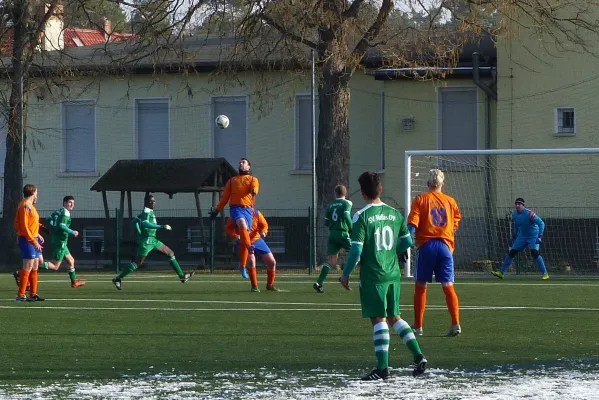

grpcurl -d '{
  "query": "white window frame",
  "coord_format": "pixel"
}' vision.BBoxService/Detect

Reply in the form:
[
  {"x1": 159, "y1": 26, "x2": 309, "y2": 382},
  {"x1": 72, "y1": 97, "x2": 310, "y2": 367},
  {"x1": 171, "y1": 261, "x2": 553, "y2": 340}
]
[
  {"x1": 555, "y1": 107, "x2": 576, "y2": 136},
  {"x1": 82, "y1": 226, "x2": 104, "y2": 253},
  {"x1": 134, "y1": 98, "x2": 171, "y2": 159},
  {"x1": 294, "y1": 93, "x2": 318, "y2": 171},
  {"x1": 266, "y1": 226, "x2": 286, "y2": 253},
  {"x1": 61, "y1": 99, "x2": 97, "y2": 175},
  {"x1": 187, "y1": 226, "x2": 211, "y2": 253},
  {"x1": 209, "y1": 95, "x2": 249, "y2": 159}
]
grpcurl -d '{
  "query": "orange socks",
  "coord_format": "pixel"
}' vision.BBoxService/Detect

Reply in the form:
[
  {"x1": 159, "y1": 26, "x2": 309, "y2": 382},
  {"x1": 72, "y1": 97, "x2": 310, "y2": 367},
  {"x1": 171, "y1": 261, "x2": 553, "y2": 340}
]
[
  {"x1": 29, "y1": 269, "x2": 38, "y2": 296},
  {"x1": 18, "y1": 269, "x2": 31, "y2": 297},
  {"x1": 442, "y1": 285, "x2": 460, "y2": 325},
  {"x1": 238, "y1": 228, "x2": 251, "y2": 267},
  {"x1": 413, "y1": 285, "x2": 427, "y2": 329},
  {"x1": 267, "y1": 269, "x2": 276, "y2": 287},
  {"x1": 248, "y1": 267, "x2": 258, "y2": 288}
]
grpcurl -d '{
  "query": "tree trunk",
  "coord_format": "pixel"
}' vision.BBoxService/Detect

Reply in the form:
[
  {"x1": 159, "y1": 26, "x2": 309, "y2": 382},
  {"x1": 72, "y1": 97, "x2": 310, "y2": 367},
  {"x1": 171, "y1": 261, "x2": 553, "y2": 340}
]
[
  {"x1": 1, "y1": 1, "x2": 29, "y2": 268},
  {"x1": 315, "y1": 60, "x2": 352, "y2": 265}
]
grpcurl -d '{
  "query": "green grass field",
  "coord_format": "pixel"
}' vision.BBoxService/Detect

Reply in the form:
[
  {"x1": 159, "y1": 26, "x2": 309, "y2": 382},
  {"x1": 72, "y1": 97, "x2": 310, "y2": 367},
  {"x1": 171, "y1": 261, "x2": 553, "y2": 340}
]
[{"x1": 2, "y1": 272, "x2": 599, "y2": 398}]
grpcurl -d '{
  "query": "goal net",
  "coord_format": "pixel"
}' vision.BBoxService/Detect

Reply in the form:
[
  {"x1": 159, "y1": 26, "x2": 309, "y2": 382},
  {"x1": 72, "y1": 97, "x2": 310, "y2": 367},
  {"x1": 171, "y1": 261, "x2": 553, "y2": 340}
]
[{"x1": 405, "y1": 148, "x2": 599, "y2": 277}]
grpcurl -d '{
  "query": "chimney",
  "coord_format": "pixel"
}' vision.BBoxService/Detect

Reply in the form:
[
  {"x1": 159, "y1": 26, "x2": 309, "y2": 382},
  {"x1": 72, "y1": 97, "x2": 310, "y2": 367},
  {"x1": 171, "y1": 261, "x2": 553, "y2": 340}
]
[{"x1": 103, "y1": 18, "x2": 112, "y2": 41}]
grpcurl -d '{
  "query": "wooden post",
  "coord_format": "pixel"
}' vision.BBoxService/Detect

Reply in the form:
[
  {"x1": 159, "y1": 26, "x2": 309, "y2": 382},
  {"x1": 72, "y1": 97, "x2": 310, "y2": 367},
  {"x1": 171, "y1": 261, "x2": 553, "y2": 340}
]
[
  {"x1": 102, "y1": 190, "x2": 109, "y2": 219},
  {"x1": 195, "y1": 191, "x2": 208, "y2": 265}
]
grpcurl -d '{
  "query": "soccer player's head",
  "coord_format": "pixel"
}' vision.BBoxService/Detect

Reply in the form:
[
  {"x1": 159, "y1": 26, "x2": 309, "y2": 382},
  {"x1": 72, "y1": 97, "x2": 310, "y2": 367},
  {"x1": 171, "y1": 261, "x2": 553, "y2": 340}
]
[
  {"x1": 239, "y1": 158, "x2": 251, "y2": 175},
  {"x1": 144, "y1": 194, "x2": 156, "y2": 209},
  {"x1": 63, "y1": 195, "x2": 75, "y2": 210},
  {"x1": 427, "y1": 169, "x2": 445, "y2": 191},
  {"x1": 358, "y1": 171, "x2": 382, "y2": 200},
  {"x1": 515, "y1": 197, "x2": 526, "y2": 211},
  {"x1": 23, "y1": 184, "x2": 37, "y2": 202},
  {"x1": 334, "y1": 185, "x2": 347, "y2": 198}
]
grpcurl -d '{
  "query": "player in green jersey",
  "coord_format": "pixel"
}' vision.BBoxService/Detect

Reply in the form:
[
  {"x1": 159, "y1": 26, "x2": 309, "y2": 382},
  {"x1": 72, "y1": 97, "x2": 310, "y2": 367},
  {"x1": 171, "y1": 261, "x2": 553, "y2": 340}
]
[
  {"x1": 13, "y1": 195, "x2": 86, "y2": 288},
  {"x1": 313, "y1": 185, "x2": 353, "y2": 293},
  {"x1": 339, "y1": 171, "x2": 427, "y2": 380},
  {"x1": 111, "y1": 194, "x2": 194, "y2": 290}
]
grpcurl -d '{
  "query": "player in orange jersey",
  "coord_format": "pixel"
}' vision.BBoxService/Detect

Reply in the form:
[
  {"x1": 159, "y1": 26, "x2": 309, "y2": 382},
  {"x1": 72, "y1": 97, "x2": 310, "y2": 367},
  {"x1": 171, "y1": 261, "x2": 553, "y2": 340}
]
[
  {"x1": 14, "y1": 184, "x2": 46, "y2": 302},
  {"x1": 210, "y1": 158, "x2": 259, "y2": 279},
  {"x1": 225, "y1": 208, "x2": 278, "y2": 292},
  {"x1": 407, "y1": 169, "x2": 462, "y2": 337}
]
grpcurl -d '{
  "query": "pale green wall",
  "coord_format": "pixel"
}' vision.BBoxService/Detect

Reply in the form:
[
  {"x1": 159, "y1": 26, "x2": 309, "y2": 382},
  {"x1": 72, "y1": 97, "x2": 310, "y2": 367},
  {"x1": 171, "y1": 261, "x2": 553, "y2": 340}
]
[
  {"x1": 380, "y1": 78, "x2": 494, "y2": 212},
  {"x1": 4, "y1": 71, "x2": 384, "y2": 216},
  {"x1": 496, "y1": 21, "x2": 599, "y2": 212}
]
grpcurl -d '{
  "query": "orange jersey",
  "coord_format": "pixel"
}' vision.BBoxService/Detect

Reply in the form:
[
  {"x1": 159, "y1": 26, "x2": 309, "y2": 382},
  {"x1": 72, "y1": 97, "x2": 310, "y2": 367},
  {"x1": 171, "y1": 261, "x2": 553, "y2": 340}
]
[
  {"x1": 216, "y1": 175, "x2": 259, "y2": 212},
  {"x1": 14, "y1": 199, "x2": 42, "y2": 245},
  {"x1": 407, "y1": 191, "x2": 461, "y2": 253},
  {"x1": 225, "y1": 210, "x2": 268, "y2": 243}
]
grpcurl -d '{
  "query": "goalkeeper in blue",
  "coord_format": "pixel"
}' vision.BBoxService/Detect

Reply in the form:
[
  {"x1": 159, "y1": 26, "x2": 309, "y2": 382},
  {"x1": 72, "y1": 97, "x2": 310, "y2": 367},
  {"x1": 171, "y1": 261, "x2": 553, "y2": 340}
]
[{"x1": 492, "y1": 197, "x2": 549, "y2": 280}]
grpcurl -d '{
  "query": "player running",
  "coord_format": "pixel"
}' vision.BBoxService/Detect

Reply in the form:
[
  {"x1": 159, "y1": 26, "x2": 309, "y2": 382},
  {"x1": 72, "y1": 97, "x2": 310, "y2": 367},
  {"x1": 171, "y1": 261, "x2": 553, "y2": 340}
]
[
  {"x1": 313, "y1": 185, "x2": 352, "y2": 293},
  {"x1": 408, "y1": 169, "x2": 462, "y2": 337},
  {"x1": 339, "y1": 171, "x2": 427, "y2": 380},
  {"x1": 225, "y1": 208, "x2": 279, "y2": 292},
  {"x1": 111, "y1": 194, "x2": 194, "y2": 290},
  {"x1": 210, "y1": 158, "x2": 259, "y2": 280},
  {"x1": 492, "y1": 197, "x2": 549, "y2": 280}
]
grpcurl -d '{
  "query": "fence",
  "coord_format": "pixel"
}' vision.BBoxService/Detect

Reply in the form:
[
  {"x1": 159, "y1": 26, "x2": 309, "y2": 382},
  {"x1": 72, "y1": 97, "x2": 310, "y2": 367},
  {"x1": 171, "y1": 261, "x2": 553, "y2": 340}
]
[{"x1": 4, "y1": 206, "x2": 599, "y2": 276}]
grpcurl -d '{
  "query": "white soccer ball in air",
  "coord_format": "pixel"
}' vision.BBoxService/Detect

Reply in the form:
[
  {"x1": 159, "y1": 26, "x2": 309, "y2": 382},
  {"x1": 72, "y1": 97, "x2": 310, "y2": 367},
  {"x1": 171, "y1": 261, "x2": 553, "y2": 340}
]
[{"x1": 215, "y1": 115, "x2": 230, "y2": 129}]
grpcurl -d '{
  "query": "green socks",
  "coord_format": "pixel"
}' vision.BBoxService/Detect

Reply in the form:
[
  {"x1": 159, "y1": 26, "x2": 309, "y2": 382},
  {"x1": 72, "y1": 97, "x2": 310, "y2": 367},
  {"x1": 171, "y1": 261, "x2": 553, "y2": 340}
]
[
  {"x1": 373, "y1": 322, "x2": 390, "y2": 370},
  {"x1": 169, "y1": 256, "x2": 184, "y2": 278},
  {"x1": 317, "y1": 263, "x2": 331, "y2": 285}
]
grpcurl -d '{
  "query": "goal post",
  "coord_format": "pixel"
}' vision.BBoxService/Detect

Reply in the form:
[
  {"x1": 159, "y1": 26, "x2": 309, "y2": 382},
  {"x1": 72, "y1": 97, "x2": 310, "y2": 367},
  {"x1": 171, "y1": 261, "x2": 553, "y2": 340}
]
[{"x1": 404, "y1": 148, "x2": 599, "y2": 278}]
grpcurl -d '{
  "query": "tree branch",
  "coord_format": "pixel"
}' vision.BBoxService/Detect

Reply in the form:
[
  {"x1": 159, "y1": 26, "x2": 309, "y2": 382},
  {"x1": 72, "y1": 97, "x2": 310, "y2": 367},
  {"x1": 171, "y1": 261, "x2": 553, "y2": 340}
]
[
  {"x1": 352, "y1": 0, "x2": 393, "y2": 57},
  {"x1": 342, "y1": 0, "x2": 365, "y2": 19},
  {"x1": 259, "y1": 10, "x2": 318, "y2": 50}
]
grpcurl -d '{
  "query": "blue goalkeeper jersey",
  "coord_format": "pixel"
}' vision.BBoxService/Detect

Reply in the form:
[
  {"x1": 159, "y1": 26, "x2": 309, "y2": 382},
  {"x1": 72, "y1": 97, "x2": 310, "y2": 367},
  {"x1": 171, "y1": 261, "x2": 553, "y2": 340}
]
[{"x1": 512, "y1": 207, "x2": 545, "y2": 239}]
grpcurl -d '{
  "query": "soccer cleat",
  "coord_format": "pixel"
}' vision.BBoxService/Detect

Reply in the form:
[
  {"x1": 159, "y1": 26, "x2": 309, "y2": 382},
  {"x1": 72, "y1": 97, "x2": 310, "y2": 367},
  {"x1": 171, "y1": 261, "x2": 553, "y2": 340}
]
[
  {"x1": 313, "y1": 282, "x2": 324, "y2": 293},
  {"x1": 180, "y1": 271, "x2": 195, "y2": 283},
  {"x1": 542, "y1": 273, "x2": 550, "y2": 280},
  {"x1": 15, "y1": 295, "x2": 27, "y2": 302},
  {"x1": 12, "y1": 271, "x2": 19, "y2": 287},
  {"x1": 446, "y1": 324, "x2": 462, "y2": 337},
  {"x1": 361, "y1": 368, "x2": 390, "y2": 381},
  {"x1": 491, "y1": 270, "x2": 504, "y2": 279},
  {"x1": 412, "y1": 354, "x2": 427, "y2": 377},
  {"x1": 239, "y1": 267, "x2": 249, "y2": 279},
  {"x1": 412, "y1": 327, "x2": 423, "y2": 336},
  {"x1": 71, "y1": 280, "x2": 86, "y2": 288},
  {"x1": 266, "y1": 285, "x2": 280, "y2": 292},
  {"x1": 27, "y1": 294, "x2": 45, "y2": 302},
  {"x1": 248, "y1": 245, "x2": 255, "y2": 255},
  {"x1": 112, "y1": 278, "x2": 122, "y2": 290},
  {"x1": 251, "y1": 286, "x2": 260, "y2": 292}
]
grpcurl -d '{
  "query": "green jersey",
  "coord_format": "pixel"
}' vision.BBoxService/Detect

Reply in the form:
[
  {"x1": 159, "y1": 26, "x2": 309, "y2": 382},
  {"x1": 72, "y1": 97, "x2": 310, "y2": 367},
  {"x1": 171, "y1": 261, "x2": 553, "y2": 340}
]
[
  {"x1": 351, "y1": 203, "x2": 410, "y2": 285},
  {"x1": 48, "y1": 207, "x2": 72, "y2": 243},
  {"x1": 325, "y1": 198, "x2": 353, "y2": 233},
  {"x1": 135, "y1": 207, "x2": 159, "y2": 239}
]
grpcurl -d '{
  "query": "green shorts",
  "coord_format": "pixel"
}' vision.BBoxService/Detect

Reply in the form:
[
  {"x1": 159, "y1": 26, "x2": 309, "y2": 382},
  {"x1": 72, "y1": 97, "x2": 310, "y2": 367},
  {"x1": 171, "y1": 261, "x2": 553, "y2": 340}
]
[
  {"x1": 50, "y1": 241, "x2": 70, "y2": 262},
  {"x1": 137, "y1": 237, "x2": 164, "y2": 257},
  {"x1": 359, "y1": 280, "x2": 401, "y2": 319},
  {"x1": 327, "y1": 231, "x2": 351, "y2": 255}
]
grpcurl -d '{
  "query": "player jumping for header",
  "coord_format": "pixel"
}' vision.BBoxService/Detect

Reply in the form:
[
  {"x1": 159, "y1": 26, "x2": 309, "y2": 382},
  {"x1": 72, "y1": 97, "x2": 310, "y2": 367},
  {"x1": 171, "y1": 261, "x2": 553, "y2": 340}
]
[
  {"x1": 210, "y1": 158, "x2": 259, "y2": 279},
  {"x1": 492, "y1": 197, "x2": 549, "y2": 280}
]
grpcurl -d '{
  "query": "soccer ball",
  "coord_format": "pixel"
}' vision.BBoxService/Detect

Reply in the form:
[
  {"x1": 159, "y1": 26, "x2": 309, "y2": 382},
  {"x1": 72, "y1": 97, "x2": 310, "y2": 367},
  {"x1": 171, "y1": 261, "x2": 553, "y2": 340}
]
[{"x1": 215, "y1": 115, "x2": 230, "y2": 129}]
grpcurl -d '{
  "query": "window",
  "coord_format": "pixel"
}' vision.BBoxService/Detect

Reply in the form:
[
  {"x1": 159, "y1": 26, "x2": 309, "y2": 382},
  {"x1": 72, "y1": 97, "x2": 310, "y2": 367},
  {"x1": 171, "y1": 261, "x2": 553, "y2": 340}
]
[
  {"x1": 295, "y1": 94, "x2": 319, "y2": 170},
  {"x1": 136, "y1": 99, "x2": 169, "y2": 159},
  {"x1": 438, "y1": 87, "x2": 478, "y2": 169},
  {"x1": 556, "y1": 107, "x2": 575, "y2": 135},
  {"x1": 267, "y1": 226, "x2": 286, "y2": 253},
  {"x1": 83, "y1": 227, "x2": 104, "y2": 253},
  {"x1": 213, "y1": 96, "x2": 247, "y2": 167},
  {"x1": 187, "y1": 226, "x2": 211, "y2": 253},
  {"x1": 63, "y1": 101, "x2": 96, "y2": 172}
]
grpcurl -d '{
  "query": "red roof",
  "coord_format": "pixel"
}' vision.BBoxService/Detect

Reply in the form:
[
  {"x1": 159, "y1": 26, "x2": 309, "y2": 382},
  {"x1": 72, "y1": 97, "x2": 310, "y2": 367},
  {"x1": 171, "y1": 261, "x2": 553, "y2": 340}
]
[{"x1": 63, "y1": 28, "x2": 136, "y2": 48}]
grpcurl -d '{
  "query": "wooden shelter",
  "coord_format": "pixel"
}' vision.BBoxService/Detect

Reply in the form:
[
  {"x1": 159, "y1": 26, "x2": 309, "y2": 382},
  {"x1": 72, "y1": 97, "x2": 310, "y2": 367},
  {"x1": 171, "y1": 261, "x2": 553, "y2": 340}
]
[{"x1": 90, "y1": 158, "x2": 237, "y2": 266}]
